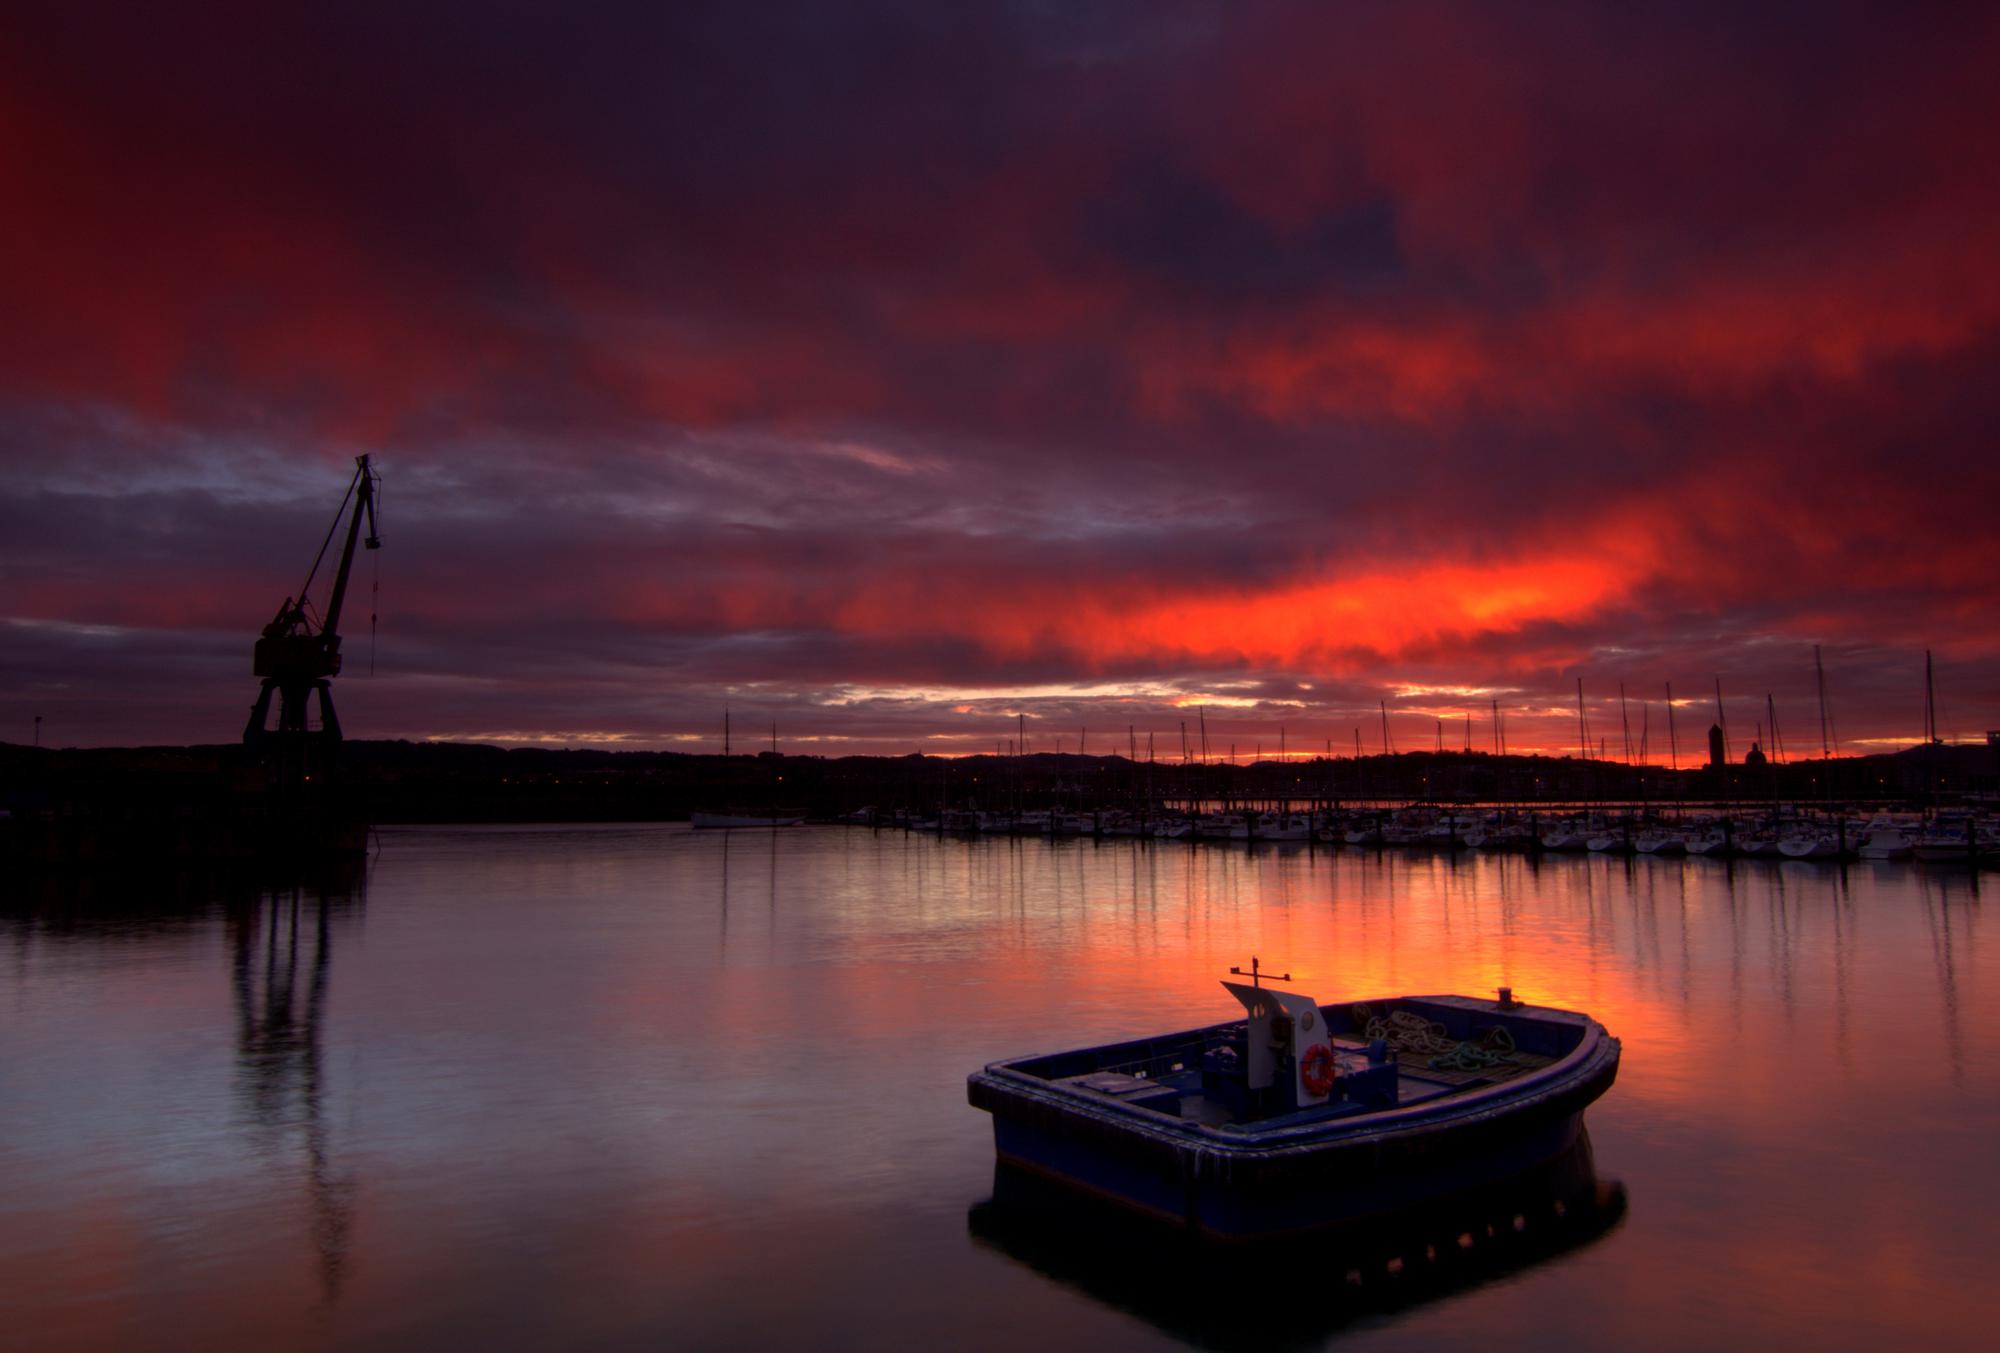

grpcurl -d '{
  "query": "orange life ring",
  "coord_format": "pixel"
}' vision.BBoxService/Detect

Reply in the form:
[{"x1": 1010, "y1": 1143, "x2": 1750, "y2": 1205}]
[{"x1": 1300, "y1": 1043, "x2": 1336, "y2": 1096}]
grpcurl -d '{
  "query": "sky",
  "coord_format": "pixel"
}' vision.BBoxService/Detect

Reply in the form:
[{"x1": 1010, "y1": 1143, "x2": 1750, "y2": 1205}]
[{"x1": 3, "y1": 1, "x2": 1997, "y2": 759}]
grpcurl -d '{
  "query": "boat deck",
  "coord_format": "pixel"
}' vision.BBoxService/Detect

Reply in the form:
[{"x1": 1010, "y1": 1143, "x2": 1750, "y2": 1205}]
[
  {"x1": 1059, "y1": 1035, "x2": 1559, "y2": 1131},
  {"x1": 1031, "y1": 999, "x2": 1575, "y2": 1135}
]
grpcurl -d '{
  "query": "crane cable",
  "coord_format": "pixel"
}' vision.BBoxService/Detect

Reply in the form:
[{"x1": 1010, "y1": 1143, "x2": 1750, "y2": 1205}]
[
  {"x1": 296, "y1": 462, "x2": 364, "y2": 628},
  {"x1": 368, "y1": 474, "x2": 383, "y2": 676}
]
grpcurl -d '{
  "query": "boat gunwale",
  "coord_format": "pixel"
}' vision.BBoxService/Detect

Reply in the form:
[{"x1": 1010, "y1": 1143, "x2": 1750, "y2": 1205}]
[{"x1": 970, "y1": 995, "x2": 1618, "y2": 1155}]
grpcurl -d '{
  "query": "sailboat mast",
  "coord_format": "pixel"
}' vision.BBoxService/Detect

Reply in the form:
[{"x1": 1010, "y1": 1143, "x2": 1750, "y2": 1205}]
[
  {"x1": 1665, "y1": 681, "x2": 1679, "y2": 772},
  {"x1": 1576, "y1": 679, "x2": 1588, "y2": 761},
  {"x1": 1619, "y1": 682, "x2": 1632, "y2": 765},
  {"x1": 1925, "y1": 648, "x2": 1937, "y2": 745},
  {"x1": 1815, "y1": 645, "x2": 1831, "y2": 759},
  {"x1": 1713, "y1": 677, "x2": 1731, "y2": 764}
]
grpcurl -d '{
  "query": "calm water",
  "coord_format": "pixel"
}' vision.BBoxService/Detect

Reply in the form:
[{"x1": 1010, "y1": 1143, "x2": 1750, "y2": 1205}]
[{"x1": 3, "y1": 827, "x2": 1994, "y2": 1351}]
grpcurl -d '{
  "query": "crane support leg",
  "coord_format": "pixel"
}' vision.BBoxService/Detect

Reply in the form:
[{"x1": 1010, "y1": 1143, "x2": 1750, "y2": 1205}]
[
  {"x1": 245, "y1": 681, "x2": 279, "y2": 743},
  {"x1": 315, "y1": 681, "x2": 343, "y2": 744}
]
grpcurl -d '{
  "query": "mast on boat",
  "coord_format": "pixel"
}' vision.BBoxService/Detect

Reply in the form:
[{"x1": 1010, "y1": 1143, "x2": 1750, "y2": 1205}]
[
  {"x1": 1665, "y1": 682, "x2": 1682, "y2": 813},
  {"x1": 1925, "y1": 648, "x2": 1941, "y2": 813},
  {"x1": 1924, "y1": 648, "x2": 1939, "y2": 746},
  {"x1": 1815, "y1": 645, "x2": 1832, "y2": 759}
]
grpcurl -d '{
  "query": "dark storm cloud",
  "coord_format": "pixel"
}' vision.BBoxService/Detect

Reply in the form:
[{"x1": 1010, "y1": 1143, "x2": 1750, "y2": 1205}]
[{"x1": 1, "y1": 1, "x2": 1996, "y2": 751}]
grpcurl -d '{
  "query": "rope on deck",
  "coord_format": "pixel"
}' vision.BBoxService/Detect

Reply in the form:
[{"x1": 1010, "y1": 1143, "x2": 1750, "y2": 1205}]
[{"x1": 1354, "y1": 1005, "x2": 1520, "y2": 1072}]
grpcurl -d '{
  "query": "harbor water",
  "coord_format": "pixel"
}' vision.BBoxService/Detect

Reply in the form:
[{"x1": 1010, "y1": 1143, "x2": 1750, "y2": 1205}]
[{"x1": 2, "y1": 825, "x2": 1994, "y2": 1350}]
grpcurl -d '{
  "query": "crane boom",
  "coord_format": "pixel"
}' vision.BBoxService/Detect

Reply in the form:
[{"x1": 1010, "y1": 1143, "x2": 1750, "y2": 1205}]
[
  {"x1": 319, "y1": 458, "x2": 380, "y2": 651},
  {"x1": 245, "y1": 456, "x2": 382, "y2": 780}
]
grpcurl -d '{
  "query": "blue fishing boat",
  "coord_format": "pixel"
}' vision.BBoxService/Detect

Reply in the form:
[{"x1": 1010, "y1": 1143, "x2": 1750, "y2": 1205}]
[{"x1": 967, "y1": 959, "x2": 1620, "y2": 1241}]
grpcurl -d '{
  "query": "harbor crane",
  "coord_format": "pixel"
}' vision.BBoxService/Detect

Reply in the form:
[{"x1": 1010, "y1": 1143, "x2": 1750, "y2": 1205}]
[{"x1": 244, "y1": 455, "x2": 381, "y2": 783}]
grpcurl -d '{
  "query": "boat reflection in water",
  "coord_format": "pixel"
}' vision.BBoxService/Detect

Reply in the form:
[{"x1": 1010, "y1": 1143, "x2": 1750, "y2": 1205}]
[{"x1": 969, "y1": 1132, "x2": 1625, "y2": 1351}]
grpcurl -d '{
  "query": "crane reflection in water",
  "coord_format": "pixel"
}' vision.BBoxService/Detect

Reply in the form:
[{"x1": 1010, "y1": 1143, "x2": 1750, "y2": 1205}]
[{"x1": 228, "y1": 870, "x2": 364, "y2": 1305}]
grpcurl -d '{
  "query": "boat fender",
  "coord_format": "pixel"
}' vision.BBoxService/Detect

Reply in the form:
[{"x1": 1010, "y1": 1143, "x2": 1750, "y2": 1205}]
[{"x1": 1300, "y1": 1043, "x2": 1336, "y2": 1097}]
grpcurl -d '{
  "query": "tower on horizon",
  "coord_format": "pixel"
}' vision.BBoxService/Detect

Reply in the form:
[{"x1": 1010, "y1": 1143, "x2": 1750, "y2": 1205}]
[{"x1": 1707, "y1": 723, "x2": 1727, "y2": 769}]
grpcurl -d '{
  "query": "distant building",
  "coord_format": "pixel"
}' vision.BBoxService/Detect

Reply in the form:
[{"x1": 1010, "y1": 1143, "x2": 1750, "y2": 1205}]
[
  {"x1": 1744, "y1": 741, "x2": 1767, "y2": 770},
  {"x1": 1707, "y1": 723, "x2": 1726, "y2": 769}
]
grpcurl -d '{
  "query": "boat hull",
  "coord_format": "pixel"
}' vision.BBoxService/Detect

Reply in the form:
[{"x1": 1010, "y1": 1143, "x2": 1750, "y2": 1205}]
[
  {"x1": 689, "y1": 812, "x2": 805, "y2": 828},
  {"x1": 969, "y1": 997, "x2": 1620, "y2": 1242}
]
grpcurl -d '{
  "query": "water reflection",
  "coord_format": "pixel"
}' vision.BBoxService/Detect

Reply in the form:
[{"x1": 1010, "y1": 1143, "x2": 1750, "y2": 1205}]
[
  {"x1": 229, "y1": 878, "x2": 363, "y2": 1303},
  {"x1": 1921, "y1": 869, "x2": 1971, "y2": 1086},
  {"x1": 1, "y1": 831, "x2": 1992, "y2": 1351},
  {"x1": 970, "y1": 1134, "x2": 1626, "y2": 1352},
  {"x1": 1, "y1": 862, "x2": 366, "y2": 1313}
]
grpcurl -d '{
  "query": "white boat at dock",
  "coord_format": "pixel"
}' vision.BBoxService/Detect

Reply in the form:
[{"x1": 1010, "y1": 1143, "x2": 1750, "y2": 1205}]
[
  {"x1": 1194, "y1": 813, "x2": 1251, "y2": 841},
  {"x1": 1777, "y1": 829, "x2": 1842, "y2": 859},
  {"x1": 1632, "y1": 827, "x2": 1685, "y2": 855},
  {"x1": 1540, "y1": 820, "x2": 1593, "y2": 852},
  {"x1": 691, "y1": 811, "x2": 805, "y2": 828},
  {"x1": 1911, "y1": 817, "x2": 1998, "y2": 863},
  {"x1": 1683, "y1": 827, "x2": 1731, "y2": 856},
  {"x1": 1856, "y1": 816, "x2": 1918, "y2": 860},
  {"x1": 1253, "y1": 813, "x2": 1315, "y2": 842}
]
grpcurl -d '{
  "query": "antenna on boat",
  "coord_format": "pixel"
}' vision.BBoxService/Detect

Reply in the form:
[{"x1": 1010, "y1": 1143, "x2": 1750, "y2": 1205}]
[{"x1": 1228, "y1": 955, "x2": 1292, "y2": 988}]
